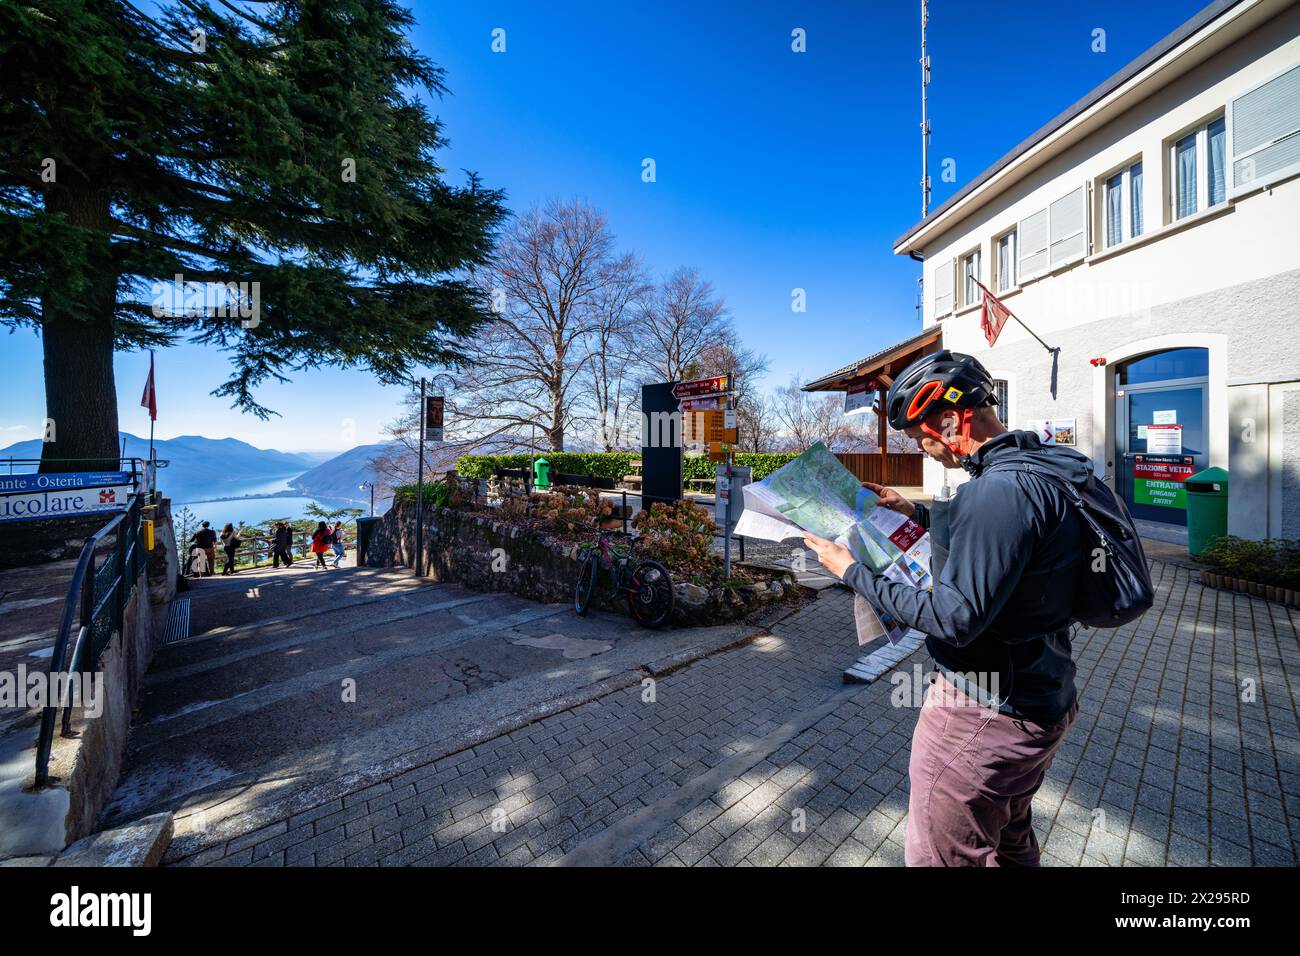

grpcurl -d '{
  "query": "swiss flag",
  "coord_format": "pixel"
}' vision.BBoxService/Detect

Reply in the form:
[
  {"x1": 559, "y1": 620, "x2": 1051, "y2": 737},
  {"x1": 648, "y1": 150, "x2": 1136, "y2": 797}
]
[
  {"x1": 140, "y1": 352, "x2": 157, "y2": 421},
  {"x1": 977, "y1": 280, "x2": 1013, "y2": 347}
]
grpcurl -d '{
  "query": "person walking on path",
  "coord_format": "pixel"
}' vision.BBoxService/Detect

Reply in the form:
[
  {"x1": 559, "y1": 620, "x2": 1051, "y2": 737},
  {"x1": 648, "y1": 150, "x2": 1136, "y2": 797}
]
[
  {"x1": 219, "y1": 522, "x2": 242, "y2": 575},
  {"x1": 330, "y1": 520, "x2": 346, "y2": 568},
  {"x1": 272, "y1": 521, "x2": 294, "y2": 568},
  {"x1": 190, "y1": 521, "x2": 218, "y2": 577},
  {"x1": 802, "y1": 351, "x2": 1093, "y2": 867},
  {"x1": 310, "y1": 521, "x2": 331, "y2": 569}
]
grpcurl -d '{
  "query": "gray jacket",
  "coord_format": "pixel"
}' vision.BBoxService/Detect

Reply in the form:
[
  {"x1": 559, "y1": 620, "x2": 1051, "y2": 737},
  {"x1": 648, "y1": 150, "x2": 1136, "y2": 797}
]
[{"x1": 843, "y1": 430, "x2": 1091, "y2": 724}]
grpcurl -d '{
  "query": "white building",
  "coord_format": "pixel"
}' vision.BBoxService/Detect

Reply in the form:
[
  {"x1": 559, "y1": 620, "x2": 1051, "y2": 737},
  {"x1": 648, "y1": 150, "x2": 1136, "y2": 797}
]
[{"x1": 812, "y1": 0, "x2": 1300, "y2": 540}]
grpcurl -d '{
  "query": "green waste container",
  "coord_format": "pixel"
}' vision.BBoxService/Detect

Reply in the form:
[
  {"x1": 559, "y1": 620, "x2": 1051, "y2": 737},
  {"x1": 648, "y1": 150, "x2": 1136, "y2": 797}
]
[
  {"x1": 1185, "y1": 466, "x2": 1229, "y2": 557},
  {"x1": 533, "y1": 457, "x2": 551, "y2": 489}
]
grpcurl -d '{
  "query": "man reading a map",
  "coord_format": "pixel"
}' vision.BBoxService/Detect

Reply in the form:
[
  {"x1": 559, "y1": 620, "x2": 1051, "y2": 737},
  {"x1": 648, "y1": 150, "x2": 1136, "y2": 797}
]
[{"x1": 803, "y1": 350, "x2": 1091, "y2": 867}]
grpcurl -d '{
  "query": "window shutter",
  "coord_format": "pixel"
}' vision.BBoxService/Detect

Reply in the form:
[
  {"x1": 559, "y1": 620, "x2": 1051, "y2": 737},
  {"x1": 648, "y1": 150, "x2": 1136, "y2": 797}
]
[
  {"x1": 1018, "y1": 208, "x2": 1048, "y2": 280},
  {"x1": 1229, "y1": 61, "x2": 1300, "y2": 197},
  {"x1": 933, "y1": 258, "x2": 954, "y2": 316},
  {"x1": 1048, "y1": 185, "x2": 1087, "y2": 267}
]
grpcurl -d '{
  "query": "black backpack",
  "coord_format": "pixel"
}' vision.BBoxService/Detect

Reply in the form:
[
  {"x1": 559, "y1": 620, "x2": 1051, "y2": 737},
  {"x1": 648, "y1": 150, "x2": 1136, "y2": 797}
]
[{"x1": 989, "y1": 461, "x2": 1154, "y2": 628}]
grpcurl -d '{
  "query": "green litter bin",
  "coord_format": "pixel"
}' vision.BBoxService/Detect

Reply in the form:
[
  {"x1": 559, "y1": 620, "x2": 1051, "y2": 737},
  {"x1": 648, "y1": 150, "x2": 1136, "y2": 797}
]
[
  {"x1": 533, "y1": 457, "x2": 551, "y2": 489},
  {"x1": 1185, "y1": 466, "x2": 1229, "y2": 557}
]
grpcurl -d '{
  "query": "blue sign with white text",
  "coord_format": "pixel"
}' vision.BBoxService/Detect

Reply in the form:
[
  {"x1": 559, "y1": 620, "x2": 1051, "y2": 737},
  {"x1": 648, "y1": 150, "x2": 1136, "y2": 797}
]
[{"x1": 0, "y1": 471, "x2": 133, "y2": 495}]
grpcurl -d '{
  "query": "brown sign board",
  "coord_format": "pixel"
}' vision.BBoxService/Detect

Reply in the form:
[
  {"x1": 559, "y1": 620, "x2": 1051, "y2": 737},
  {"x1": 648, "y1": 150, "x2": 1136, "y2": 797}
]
[
  {"x1": 682, "y1": 408, "x2": 728, "y2": 446},
  {"x1": 672, "y1": 375, "x2": 731, "y2": 400}
]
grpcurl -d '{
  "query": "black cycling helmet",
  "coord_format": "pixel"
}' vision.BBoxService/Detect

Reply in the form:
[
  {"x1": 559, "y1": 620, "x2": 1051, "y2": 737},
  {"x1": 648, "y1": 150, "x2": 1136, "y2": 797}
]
[{"x1": 886, "y1": 350, "x2": 998, "y2": 431}]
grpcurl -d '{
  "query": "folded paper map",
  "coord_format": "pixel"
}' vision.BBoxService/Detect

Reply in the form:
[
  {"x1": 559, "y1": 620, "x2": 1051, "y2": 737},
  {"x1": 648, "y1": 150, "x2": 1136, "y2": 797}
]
[{"x1": 733, "y1": 442, "x2": 931, "y2": 645}]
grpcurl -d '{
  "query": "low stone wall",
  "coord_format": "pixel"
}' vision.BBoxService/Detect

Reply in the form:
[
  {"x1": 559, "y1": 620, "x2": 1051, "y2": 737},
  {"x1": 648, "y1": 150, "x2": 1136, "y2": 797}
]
[
  {"x1": 365, "y1": 499, "x2": 794, "y2": 626},
  {"x1": 1, "y1": 498, "x2": 176, "y2": 857},
  {"x1": 45, "y1": 565, "x2": 156, "y2": 846},
  {"x1": 142, "y1": 498, "x2": 178, "y2": 607}
]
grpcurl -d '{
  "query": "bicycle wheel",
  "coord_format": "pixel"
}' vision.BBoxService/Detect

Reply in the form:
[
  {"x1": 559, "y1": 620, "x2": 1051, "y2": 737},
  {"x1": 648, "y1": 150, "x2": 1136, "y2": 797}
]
[
  {"x1": 574, "y1": 553, "x2": 599, "y2": 615},
  {"x1": 627, "y1": 559, "x2": 674, "y2": 629}
]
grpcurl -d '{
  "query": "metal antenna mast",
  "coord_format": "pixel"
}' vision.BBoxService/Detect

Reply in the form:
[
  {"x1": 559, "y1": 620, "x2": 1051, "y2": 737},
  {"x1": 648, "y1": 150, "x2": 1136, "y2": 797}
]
[{"x1": 920, "y1": 0, "x2": 931, "y2": 218}]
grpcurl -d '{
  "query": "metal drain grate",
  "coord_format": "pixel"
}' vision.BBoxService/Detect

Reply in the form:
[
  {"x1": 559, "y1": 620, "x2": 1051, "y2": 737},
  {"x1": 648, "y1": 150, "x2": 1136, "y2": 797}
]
[{"x1": 163, "y1": 599, "x2": 191, "y2": 644}]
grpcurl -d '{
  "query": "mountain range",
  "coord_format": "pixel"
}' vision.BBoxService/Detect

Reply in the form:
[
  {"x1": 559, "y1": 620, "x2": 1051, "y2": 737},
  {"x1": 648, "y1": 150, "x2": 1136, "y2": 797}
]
[{"x1": 0, "y1": 433, "x2": 392, "y2": 506}]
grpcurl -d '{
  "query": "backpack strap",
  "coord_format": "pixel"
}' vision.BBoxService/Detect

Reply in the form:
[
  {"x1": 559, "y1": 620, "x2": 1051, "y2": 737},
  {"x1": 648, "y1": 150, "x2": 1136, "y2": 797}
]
[{"x1": 982, "y1": 460, "x2": 1109, "y2": 550}]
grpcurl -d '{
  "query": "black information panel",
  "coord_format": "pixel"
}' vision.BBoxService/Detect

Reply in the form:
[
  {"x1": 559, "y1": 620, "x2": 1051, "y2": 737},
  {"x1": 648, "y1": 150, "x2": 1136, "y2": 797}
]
[{"x1": 640, "y1": 381, "x2": 682, "y2": 507}]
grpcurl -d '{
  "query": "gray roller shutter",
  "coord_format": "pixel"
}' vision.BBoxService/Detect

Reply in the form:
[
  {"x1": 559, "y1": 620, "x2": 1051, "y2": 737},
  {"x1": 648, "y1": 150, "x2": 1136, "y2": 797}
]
[
  {"x1": 1018, "y1": 208, "x2": 1048, "y2": 281},
  {"x1": 932, "y1": 258, "x2": 954, "y2": 317},
  {"x1": 1229, "y1": 61, "x2": 1300, "y2": 197},
  {"x1": 1048, "y1": 185, "x2": 1087, "y2": 267}
]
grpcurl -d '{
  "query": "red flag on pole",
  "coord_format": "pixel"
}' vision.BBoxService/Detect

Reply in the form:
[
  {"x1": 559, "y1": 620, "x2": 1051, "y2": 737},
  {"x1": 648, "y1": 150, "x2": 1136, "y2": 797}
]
[
  {"x1": 976, "y1": 279, "x2": 1013, "y2": 347},
  {"x1": 140, "y1": 352, "x2": 157, "y2": 421}
]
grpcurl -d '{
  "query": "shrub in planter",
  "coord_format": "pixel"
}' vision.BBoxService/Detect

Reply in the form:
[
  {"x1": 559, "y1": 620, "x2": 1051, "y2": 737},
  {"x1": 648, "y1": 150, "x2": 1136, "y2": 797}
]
[
  {"x1": 530, "y1": 486, "x2": 609, "y2": 536},
  {"x1": 1200, "y1": 535, "x2": 1300, "y2": 594},
  {"x1": 632, "y1": 499, "x2": 722, "y2": 580}
]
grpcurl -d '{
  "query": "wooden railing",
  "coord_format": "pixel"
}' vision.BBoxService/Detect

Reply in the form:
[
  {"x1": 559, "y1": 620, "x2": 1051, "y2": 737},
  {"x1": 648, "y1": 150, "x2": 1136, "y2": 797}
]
[{"x1": 833, "y1": 453, "x2": 923, "y2": 487}]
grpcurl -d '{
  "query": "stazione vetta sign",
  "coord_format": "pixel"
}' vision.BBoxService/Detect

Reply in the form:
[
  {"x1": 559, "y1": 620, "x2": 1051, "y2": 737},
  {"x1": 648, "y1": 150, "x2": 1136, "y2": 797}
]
[{"x1": 0, "y1": 471, "x2": 133, "y2": 522}]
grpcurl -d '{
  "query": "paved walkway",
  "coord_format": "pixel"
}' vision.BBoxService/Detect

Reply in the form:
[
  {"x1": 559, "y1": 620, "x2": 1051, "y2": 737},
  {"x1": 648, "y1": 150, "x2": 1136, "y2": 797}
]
[
  {"x1": 166, "y1": 558, "x2": 1299, "y2": 866},
  {"x1": 107, "y1": 557, "x2": 769, "y2": 849}
]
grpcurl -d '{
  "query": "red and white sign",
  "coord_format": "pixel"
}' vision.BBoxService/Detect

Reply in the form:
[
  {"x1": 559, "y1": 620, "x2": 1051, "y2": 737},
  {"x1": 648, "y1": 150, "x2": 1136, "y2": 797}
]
[
  {"x1": 672, "y1": 375, "x2": 731, "y2": 400},
  {"x1": 1133, "y1": 455, "x2": 1195, "y2": 483}
]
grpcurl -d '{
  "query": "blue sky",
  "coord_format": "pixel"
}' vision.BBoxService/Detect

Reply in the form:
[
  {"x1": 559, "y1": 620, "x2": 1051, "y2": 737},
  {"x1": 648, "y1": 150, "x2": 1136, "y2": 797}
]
[{"x1": 1, "y1": 0, "x2": 1207, "y2": 452}]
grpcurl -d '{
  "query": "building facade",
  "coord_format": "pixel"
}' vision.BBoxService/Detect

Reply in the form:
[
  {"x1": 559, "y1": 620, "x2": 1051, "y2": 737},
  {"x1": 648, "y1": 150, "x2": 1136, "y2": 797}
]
[{"x1": 886, "y1": 0, "x2": 1300, "y2": 539}]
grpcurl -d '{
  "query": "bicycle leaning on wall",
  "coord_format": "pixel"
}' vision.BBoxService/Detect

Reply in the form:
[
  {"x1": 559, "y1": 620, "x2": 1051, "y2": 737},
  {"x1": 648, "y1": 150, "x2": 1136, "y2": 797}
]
[{"x1": 573, "y1": 529, "x2": 674, "y2": 629}]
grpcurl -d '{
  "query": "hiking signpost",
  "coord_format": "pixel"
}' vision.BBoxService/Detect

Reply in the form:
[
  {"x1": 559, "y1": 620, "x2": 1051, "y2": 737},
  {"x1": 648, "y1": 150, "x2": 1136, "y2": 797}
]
[{"x1": 674, "y1": 373, "x2": 742, "y2": 577}]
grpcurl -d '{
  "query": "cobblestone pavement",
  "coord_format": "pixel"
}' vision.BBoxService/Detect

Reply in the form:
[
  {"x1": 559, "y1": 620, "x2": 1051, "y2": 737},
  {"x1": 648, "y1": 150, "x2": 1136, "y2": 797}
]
[{"x1": 169, "y1": 559, "x2": 1300, "y2": 867}]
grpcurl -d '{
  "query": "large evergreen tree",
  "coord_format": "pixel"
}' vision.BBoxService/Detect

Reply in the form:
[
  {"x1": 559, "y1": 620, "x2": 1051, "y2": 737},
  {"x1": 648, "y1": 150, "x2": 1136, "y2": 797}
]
[{"x1": 0, "y1": 0, "x2": 505, "y2": 471}]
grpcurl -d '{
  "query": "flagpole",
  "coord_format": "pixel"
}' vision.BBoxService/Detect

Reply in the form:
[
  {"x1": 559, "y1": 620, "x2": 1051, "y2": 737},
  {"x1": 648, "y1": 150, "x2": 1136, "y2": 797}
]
[{"x1": 973, "y1": 279, "x2": 1054, "y2": 354}]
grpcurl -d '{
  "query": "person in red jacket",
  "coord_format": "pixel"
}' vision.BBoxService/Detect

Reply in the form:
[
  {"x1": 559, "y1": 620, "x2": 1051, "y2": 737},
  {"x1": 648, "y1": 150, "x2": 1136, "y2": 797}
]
[{"x1": 310, "y1": 521, "x2": 331, "y2": 569}]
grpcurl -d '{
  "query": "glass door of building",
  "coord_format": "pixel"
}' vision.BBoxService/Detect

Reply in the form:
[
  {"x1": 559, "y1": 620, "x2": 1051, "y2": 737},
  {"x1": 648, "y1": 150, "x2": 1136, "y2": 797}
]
[{"x1": 1115, "y1": 349, "x2": 1209, "y2": 526}]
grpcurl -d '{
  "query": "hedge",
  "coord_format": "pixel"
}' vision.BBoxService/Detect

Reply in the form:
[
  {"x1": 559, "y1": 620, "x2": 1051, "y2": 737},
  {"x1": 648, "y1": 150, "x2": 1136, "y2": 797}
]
[
  {"x1": 456, "y1": 451, "x2": 799, "y2": 482},
  {"x1": 456, "y1": 452, "x2": 636, "y2": 481}
]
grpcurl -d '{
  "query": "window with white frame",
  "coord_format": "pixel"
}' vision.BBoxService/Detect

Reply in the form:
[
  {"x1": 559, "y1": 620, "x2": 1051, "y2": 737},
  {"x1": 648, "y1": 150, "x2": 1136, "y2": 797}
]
[
  {"x1": 993, "y1": 379, "x2": 1009, "y2": 426},
  {"x1": 958, "y1": 248, "x2": 981, "y2": 308},
  {"x1": 1102, "y1": 159, "x2": 1143, "y2": 248},
  {"x1": 1170, "y1": 115, "x2": 1227, "y2": 221},
  {"x1": 994, "y1": 229, "x2": 1017, "y2": 292}
]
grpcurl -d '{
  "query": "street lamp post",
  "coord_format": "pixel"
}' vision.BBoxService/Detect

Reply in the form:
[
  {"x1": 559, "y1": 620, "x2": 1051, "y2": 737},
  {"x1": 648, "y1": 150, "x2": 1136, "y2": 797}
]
[{"x1": 358, "y1": 482, "x2": 375, "y2": 516}]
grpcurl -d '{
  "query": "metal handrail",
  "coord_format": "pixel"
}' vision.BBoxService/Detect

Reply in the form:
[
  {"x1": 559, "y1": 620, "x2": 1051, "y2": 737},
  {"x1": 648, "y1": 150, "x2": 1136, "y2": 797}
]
[{"x1": 33, "y1": 495, "x2": 143, "y2": 788}]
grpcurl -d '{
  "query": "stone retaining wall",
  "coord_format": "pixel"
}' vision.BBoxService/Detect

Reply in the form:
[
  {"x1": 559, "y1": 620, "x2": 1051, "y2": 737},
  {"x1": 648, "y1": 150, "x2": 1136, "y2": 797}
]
[{"x1": 365, "y1": 499, "x2": 793, "y2": 625}]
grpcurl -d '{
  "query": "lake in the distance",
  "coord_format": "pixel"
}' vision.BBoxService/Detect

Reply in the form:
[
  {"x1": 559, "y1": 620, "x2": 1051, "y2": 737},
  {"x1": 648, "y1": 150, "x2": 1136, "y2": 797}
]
[
  {"x1": 170, "y1": 476, "x2": 385, "y2": 526},
  {"x1": 172, "y1": 495, "x2": 379, "y2": 526}
]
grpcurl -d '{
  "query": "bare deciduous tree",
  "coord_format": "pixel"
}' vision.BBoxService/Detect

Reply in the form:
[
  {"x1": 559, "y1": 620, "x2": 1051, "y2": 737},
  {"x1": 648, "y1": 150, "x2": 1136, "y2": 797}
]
[
  {"x1": 585, "y1": 254, "x2": 650, "y2": 451},
  {"x1": 456, "y1": 199, "x2": 619, "y2": 451},
  {"x1": 769, "y1": 378, "x2": 855, "y2": 452},
  {"x1": 634, "y1": 268, "x2": 729, "y2": 383}
]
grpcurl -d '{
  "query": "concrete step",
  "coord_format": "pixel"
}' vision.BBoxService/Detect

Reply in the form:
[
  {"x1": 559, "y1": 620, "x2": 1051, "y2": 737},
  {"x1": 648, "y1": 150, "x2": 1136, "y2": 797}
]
[
  {"x1": 52, "y1": 811, "x2": 173, "y2": 867},
  {"x1": 181, "y1": 561, "x2": 431, "y2": 637}
]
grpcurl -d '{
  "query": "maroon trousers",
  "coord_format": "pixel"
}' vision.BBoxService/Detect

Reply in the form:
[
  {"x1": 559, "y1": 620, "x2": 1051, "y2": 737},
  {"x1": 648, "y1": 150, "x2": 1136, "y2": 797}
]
[{"x1": 905, "y1": 674, "x2": 1077, "y2": 867}]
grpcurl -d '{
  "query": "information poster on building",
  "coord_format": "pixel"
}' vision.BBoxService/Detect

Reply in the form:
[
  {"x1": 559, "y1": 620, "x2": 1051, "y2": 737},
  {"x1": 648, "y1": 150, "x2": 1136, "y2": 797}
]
[
  {"x1": 1026, "y1": 418, "x2": 1077, "y2": 446},
  {"x1": 1132, "y1": 454, "x2": 1195, "y2": 509},
  {"x1": 1146, "y1": 423, "x2": 1182, "y2": 454}
]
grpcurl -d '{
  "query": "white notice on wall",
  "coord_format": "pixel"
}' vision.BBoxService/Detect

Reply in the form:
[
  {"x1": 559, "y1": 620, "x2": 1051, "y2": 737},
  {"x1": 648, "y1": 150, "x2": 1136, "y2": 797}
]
[{"x1": 1153, "y1": 409, "x2": 1177, "y2": 425}]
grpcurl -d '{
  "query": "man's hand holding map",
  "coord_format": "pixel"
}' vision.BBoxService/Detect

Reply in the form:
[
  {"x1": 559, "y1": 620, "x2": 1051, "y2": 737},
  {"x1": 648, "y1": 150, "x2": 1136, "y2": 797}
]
[{"x1": 733, "y1": 442, "x2": 932, "y2": 646}]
